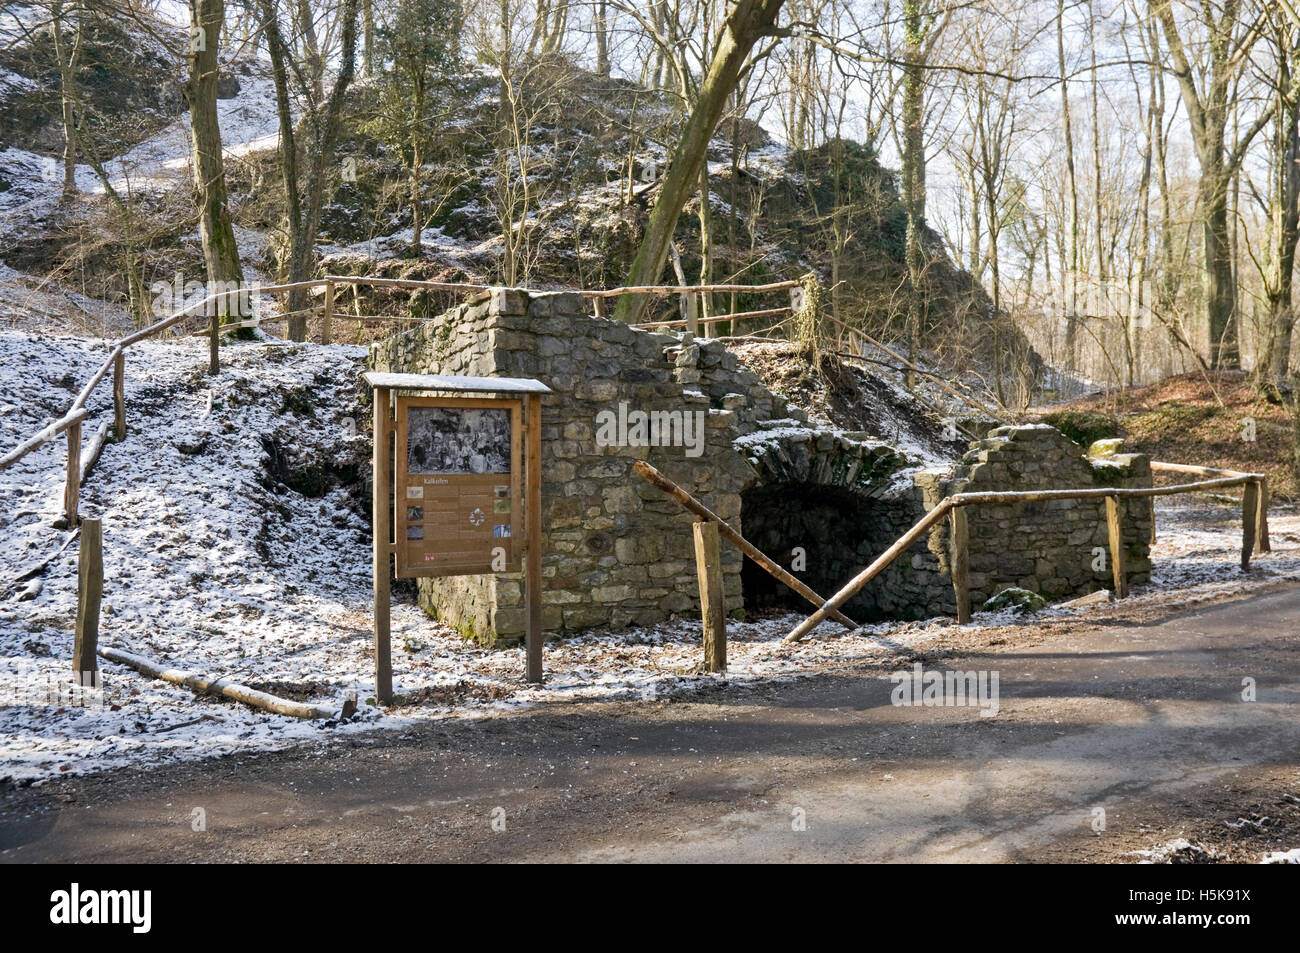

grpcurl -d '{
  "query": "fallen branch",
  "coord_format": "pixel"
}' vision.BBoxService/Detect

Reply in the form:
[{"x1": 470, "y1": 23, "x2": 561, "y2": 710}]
[
  {"x1": 153, "y1": 714, "x2": 224, "y2": 733},
  {"x1": 5, "y1": 529, "x2": 80, "y2": 597},
  {"x1": 100, "y1": 647, "x2": 357, "y2": 721},
  {"x1": 79, "y1": 420, "x2": 109, "y2": 483}
]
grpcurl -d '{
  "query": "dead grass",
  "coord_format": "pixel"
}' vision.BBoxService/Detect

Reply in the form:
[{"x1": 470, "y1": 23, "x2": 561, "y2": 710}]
[{"x1": 1043, "y1": 371, "x2": 1298, "y2": 499}]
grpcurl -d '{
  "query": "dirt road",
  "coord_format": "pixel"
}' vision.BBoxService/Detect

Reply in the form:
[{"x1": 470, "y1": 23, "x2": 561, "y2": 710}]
[{"x1": 3, "y1": 585, "x2": 1299, "y2": 863}]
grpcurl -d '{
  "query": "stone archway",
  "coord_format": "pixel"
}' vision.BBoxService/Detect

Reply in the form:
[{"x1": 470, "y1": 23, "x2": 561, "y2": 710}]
[{"x1": 737, "y1": 430, "x2": 926, "y2": 620}]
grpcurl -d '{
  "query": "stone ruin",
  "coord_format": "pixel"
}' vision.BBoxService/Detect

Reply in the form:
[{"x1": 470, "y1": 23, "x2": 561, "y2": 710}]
[{"x1": 368, "y1": 290, "x2": 1152, "y2": 642}]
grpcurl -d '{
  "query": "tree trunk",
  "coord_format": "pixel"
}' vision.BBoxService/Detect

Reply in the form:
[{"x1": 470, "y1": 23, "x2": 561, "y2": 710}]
[
  {"x1": 1155, "y1": 0, "x2": 1265, "y2": 370},
  {"x1": 1130, "y1": 45, "x2": 1157, "y2": 389},
  {"x1": 410, "y1": 76, "x2": 426, "y2": 256},
  {"x1": 1089, "y1": 1, "x2": 1106, "y2": 324},
  {"x1": 263, "y1": 0, "x2": 359, "y2": 339},
  {"x1": 363, "y1": 0, "x2": 375, "y2": 75},
  {"x1": 1202, "y1": 167, "x2": 1237, "y2": 368},
  {"x1": 595, "y1": 0, "x2": 610, "y2": 78},
  {"x1": 296, "y1": 0, "x2": 323, "y2": 100},
  {"x1": 1265, "y1": 78, "x2": 1300, "y2": 379},
  {"x1": 185, "y1": 0, "x2": 245, "y2": 314},
  {"x1": 51, "y1": 0, "x2": 83, "y2": 201},
  {"x1": 902, "y1": 0, "x2": 926, "y2": 390},
  {"x1": 697, "y1": 162, "x2": 713, "y2": 322},
  {"x1": 1059, "y1": 0, "x2": 1080, "y2": 369},
  {"x1": 614, "y1": 0, "x2": 786, "y2": 324}
]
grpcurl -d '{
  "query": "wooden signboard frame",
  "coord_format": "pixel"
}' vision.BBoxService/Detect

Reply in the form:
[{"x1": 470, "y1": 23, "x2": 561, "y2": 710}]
[
  {"x1": 393, "y1": 395, "x2": 523, "y2": 578},
  {"x1": 363, "y1": 372, "x2": 550, "y2": 703}
]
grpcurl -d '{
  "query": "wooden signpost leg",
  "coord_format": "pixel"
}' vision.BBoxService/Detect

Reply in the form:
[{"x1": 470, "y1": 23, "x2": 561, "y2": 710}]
[
  {"x1": 693, "y1": 520, "x2": 726, "y2": 672},
  {"x1": 373, "y1": 387, "x2": 393, "y2": 704},
  {"x1": 1106, "y1": 496, "x2": 1128, "y2": 598},
  {"x1": 525, "y1": 393, "x2": 543, "y2": 683}
]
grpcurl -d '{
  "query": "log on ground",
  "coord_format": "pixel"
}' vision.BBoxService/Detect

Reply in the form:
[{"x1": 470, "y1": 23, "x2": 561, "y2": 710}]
[{"x1": 100, "y1": 647, "x2": 357, "y2": 721}]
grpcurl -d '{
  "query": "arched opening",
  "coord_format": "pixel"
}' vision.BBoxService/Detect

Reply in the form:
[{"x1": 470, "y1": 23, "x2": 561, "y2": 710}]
[{"x1": 740, "y1": 481, "x2": 903, "y2": 621}]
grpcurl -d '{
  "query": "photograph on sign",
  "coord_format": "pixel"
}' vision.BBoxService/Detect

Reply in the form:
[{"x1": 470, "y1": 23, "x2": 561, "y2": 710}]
[
  {"x1": 406, "y1": 406, "x2": 511, "y2": 474},
  {"x1": 394, "y1": 396, "x2": 522, "y2": 578}
]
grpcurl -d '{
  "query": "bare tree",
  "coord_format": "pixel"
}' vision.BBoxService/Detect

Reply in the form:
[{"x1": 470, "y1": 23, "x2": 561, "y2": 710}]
[
  {"x1": 1154, "y1": 0, "x2": 1269, "y2": 369},
  {"x1": 614, "y1": 0, "x2": 786, "y2": 324},
  {"x1": 261, "y1": 0, "x2": 361, "y2": 340},
  {"x1": 186, "y1": 0, "x2": 245, "y2": 308}
]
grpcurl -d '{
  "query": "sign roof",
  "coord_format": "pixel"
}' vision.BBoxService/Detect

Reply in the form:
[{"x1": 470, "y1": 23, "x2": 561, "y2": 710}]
[{"x1": 362, "y1": 372, "x2": 552, "y2": 394}]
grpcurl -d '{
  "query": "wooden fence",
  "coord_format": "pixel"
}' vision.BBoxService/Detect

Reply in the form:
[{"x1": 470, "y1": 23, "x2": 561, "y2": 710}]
[
  {"x1": 785, "y1": 462, "x2": 1271, "y2": 641},
  {"x1": 0, "y1": 274, "x2": 802, "y2": 526}
]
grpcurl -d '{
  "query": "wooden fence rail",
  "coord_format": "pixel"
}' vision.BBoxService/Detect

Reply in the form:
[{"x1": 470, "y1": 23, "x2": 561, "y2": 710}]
[
  {"x1": 785, "y1": 463, "x2": 1270, "y2": 642},
  {"x1": 0, "y1": 275, "x2": 801, "y2": 527}
]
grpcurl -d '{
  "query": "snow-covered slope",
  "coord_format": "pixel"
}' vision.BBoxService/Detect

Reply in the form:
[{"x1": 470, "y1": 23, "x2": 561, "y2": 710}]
[{"x1": 2, "y1": 331, "x2": 1300, "y2": 785}]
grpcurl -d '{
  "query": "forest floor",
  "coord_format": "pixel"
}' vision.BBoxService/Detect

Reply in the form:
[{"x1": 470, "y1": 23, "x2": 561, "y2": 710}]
[
  {"x1": 2, "y1": 582, "x2": 1298, "y2": 863},
  {"x1": 3, "y1": 332, "x2": 1300, "y2": 789}
]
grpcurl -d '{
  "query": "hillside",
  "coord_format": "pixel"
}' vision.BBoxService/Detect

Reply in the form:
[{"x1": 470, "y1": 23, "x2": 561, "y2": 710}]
[
  {"x1": 1041, "y1": 372, "x2": 1298, "y2": 500},
  {"x1": 0, "y1": 9, "x2": 1011, "y2": 375}
]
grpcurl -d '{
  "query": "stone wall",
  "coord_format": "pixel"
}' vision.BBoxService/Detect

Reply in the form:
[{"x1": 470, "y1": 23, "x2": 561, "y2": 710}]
[
  {"x1": 368, "y1": 291, "x2": 1152, "y2": 642},
  {"x1": 931, "y1": 424, "x2": 1153, "y2": 606}
]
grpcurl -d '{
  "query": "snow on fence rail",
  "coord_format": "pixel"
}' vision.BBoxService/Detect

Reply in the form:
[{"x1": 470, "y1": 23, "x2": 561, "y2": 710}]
[{"x1": 0, "y1": 274, "x2": 803, "y2": 527}]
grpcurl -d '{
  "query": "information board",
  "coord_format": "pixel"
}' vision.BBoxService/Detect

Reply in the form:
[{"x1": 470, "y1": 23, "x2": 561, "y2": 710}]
[{"x1": 394, "y1": 395, "x2": 522, "y2": 577}]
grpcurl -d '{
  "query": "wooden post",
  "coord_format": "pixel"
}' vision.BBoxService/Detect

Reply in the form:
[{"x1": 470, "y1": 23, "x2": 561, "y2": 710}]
[
  {"x1": 1256, "y1": 478, "x2": 1271, "y2": 553},
  {"x1": 73, "y1": 517, "x2": 102, "y2": 682},
  {"x1": 112, "y1": 350, "x2": 126, "y2": 441},
  {"x1": 524, "y1": 393, "x2": 544, "y2": 683},
  {"x1": 63, "y1": 419, "x2": 82, "y2": 526},
  {"x1": 372, "y1": 387, "x2": 393, "y2": 704},
  {"x1": 1149, "y1": 497, "x2": 1157, "y2": 545},
  {"x1": 322, "y1": 280, "x2": 334, "y2": 345},
  {"x1": 949, "y1": 505, "x2": 971, "y2": 623},
  {"x1": 592, "y1": 296, "x2": 605, "y2": 318},
  {"x1": 686, "y1": 292, "x2": 699, "y2": 337},
  {"x1": 1241, "y1": 480, "x2": 1259, "y2": 571},
  {"x1": 692, "y1": 520, "x2": 726, "y2": 671},
  {"x1": 208, "y1": 313, "x2": 219, "y2": 375},
  {"x1": 1106, "y1": 496, "x2": 1128, "y2": 598},
  {"x1": 632, "y1": 460, "x2": 859, "y2": 629}
]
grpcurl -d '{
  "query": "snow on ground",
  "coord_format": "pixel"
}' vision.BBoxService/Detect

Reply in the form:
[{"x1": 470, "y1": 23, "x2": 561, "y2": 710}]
[
  {"x1": 0, "y1": 264, "x2": 135, "y2": 336},
  {"x1": 2, "y1": 329, "x2": 1299, "y2": 785},
  {"x1": 1, "y1": 61, "x2": 281, "y2": 235},
  {"x1": 72, "y1": 69, "x2": 282, "y2": 198},
  {"x1": 1262, "y1": 848, "x2": 1300, "y2": 863}
]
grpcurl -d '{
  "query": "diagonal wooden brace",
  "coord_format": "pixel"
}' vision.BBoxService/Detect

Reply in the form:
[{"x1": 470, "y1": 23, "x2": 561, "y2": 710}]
[{"x1": 633, "y1": 460, "x2": 858, "y2": 631}]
